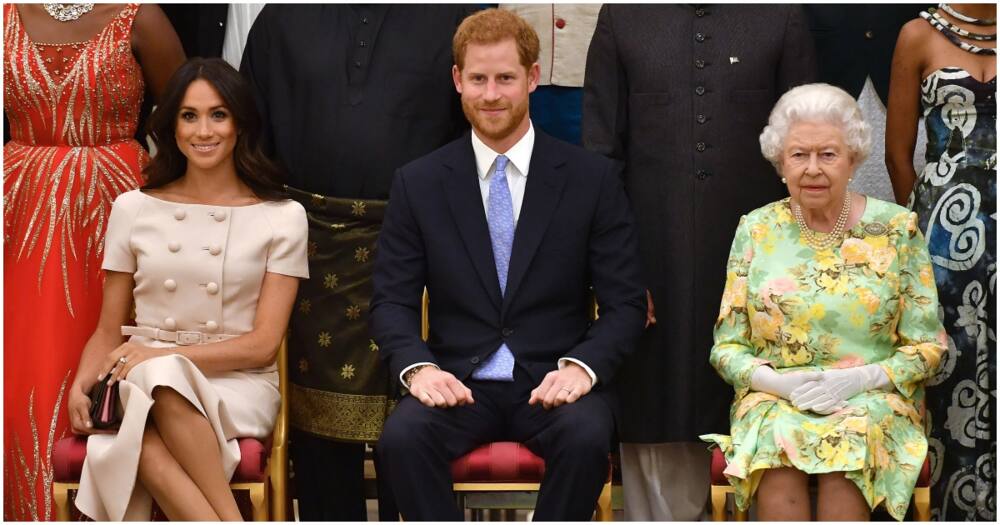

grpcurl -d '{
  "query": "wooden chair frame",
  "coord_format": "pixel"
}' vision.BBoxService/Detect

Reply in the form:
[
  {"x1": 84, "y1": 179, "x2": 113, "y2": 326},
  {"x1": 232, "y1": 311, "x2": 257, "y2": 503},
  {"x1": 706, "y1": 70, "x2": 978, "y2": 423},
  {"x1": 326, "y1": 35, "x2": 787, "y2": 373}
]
[{"x1": 53, "y1": 339, "x2": 290, "y2": 521}]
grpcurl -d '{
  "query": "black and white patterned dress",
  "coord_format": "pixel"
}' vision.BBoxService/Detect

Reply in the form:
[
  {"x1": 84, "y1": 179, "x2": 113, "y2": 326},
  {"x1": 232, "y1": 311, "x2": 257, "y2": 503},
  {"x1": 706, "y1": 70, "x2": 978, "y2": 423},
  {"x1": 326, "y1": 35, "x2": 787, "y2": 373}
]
[{"x1": 913, "y1": 66, "x2": 996, "y2": 521}]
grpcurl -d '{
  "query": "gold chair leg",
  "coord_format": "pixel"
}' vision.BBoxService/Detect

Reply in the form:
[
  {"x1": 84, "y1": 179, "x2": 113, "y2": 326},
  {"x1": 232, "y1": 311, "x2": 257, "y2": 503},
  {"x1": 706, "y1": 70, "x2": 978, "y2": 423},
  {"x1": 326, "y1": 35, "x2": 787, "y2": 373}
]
[
  {"x1": 249, "y1": 482, "x2": 267, "y2": 521},
  {"x1": 53, "y1": 482, "x2": 71, "y2": 521},
  {"x1": 710, "y1": 485, "x2": 728, "y2": 521},
  {"x1": 734, "y1": 502, "x2": 748, "y2": 521},
  {"x1": 263, "y1": 480, "x2": 271, "y2": 520},
  {"x1": 913, "y1": 487, "x2": 930, "y2": 521},
  {"x1": 271, "y1": 450, "x2": 287, "y2": 521},
  {"x1": 595, "y1": 479, "x2": 613, "y2": 521}
]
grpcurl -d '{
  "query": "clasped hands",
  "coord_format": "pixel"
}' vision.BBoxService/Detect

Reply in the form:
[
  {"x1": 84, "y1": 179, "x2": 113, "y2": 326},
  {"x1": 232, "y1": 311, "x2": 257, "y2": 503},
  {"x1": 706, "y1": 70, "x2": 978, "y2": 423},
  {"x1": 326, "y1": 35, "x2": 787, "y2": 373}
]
[
  {"x1": 750, "y1": 364, "x2": 891, "y2": 415},
  {"x1": 408, "y1": 362, "x2": 593, "y2": 410}
]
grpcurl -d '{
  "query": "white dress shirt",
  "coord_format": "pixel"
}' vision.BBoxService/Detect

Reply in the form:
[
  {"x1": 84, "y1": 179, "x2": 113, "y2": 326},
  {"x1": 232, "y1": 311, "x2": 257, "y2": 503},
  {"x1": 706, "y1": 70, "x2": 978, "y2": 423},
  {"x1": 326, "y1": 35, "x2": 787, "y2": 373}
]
[{"x1": 400, "y1": 122, "x2": 598, "y2": 388}]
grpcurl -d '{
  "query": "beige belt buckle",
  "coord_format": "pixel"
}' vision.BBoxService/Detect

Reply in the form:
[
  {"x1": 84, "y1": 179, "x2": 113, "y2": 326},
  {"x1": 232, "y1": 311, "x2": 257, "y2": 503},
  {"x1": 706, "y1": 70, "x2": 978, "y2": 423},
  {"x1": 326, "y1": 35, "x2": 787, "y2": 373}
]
[{"x1": 175, "y1": 331, "x2": 203, "y2": 345}]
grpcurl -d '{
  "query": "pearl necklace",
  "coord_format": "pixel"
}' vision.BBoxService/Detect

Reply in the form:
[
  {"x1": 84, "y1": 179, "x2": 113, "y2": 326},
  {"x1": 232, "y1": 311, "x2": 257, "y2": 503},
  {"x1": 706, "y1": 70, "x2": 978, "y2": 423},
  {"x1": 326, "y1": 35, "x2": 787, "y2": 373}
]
[
  {"x1": 43, "y1": 3, "x2": 95, "y2": 23},
  {"x1": 792, "y1": 194, "x2": 852, "y2": 251}
]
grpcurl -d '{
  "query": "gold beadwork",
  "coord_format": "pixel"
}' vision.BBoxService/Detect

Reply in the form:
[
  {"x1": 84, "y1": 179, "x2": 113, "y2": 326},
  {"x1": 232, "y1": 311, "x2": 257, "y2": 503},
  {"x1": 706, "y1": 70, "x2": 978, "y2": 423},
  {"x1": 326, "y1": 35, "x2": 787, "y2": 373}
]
[{"x1": 5, "y1": 4, "x2": 146, "y2": 316}]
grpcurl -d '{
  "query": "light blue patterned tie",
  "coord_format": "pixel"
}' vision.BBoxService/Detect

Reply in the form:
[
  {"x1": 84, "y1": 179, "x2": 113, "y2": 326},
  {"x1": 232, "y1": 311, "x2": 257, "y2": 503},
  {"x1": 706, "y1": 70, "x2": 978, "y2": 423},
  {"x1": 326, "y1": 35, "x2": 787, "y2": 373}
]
[{"x1": 472, "y1": 155, "x2": 516, "y2": 381}]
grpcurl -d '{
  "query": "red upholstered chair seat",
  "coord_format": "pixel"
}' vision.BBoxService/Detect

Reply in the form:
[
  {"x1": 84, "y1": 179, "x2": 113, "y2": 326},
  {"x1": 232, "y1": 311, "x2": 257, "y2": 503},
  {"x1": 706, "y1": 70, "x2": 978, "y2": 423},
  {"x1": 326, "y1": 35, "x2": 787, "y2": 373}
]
[
  {"x1": 53, "y1": 436, "x2": 88, "y2": 482},
  {"x1": 710, "y1": 447, "x2": 931, "y2": 487},
  {"x1": 710, "y1": 446, "x2": 728, "y2": 485},
  {"x1": 451, "y1": 442, "x2": 546, "y2": 483},
  {"x1": 53, "y1": 435, "x2": 272, "y2": 484}
]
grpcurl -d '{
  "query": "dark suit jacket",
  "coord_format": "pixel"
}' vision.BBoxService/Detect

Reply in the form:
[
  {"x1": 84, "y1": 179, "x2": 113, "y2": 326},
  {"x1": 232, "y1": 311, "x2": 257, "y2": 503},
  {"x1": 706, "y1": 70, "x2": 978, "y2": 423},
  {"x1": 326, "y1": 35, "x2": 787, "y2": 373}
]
[
  {"x1": 804, "y1": 4, "x2": 928, "y2": 103},
  {"x1": 370, "y1": 130, "x2": 646, "y2": 389},
  {"x1": 161, "y1": 3, "x2": 228, "y2": 59}
]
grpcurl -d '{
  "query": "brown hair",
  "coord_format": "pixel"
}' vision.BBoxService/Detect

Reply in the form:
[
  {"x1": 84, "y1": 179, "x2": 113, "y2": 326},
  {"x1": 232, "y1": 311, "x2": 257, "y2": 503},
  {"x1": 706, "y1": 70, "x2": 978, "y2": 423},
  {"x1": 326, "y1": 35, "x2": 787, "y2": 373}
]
[
  {"x1": 452, "y1": 8, "x2": 540, "y2": 71},
  {"x1": 142, "y1": 57, "x2": 286, "y2": 200}
]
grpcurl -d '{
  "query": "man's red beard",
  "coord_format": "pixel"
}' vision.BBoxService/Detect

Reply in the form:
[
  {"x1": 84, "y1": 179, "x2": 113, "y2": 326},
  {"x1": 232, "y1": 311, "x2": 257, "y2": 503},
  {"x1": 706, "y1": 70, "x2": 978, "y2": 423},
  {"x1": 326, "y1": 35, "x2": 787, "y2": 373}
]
[{"x1": 462, "y1": 96, "x2": 528, "y2": 144}]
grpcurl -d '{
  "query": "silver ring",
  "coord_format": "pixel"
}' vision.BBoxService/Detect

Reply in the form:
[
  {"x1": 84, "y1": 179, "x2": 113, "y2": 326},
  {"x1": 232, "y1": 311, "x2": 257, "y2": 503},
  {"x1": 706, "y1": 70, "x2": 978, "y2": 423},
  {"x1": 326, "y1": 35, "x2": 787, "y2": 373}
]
[{"x1": 118, "y1": 356, "x2": 128, "y2": 365}]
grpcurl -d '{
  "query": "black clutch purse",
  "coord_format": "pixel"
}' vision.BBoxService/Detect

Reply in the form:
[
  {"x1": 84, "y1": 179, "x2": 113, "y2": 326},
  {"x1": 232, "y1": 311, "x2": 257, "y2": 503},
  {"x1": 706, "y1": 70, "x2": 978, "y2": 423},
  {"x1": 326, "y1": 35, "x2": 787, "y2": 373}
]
[{"x1": 88, "y1": 375, "x2": 121, "y2": 429}]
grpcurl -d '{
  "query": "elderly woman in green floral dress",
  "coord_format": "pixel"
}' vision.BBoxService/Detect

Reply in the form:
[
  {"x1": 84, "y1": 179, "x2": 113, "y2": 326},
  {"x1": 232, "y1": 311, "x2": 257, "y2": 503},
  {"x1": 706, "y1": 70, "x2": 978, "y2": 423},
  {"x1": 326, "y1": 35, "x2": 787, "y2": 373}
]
[{"x1": 701, "y1": 83, "x2": 947, "y2": 521}]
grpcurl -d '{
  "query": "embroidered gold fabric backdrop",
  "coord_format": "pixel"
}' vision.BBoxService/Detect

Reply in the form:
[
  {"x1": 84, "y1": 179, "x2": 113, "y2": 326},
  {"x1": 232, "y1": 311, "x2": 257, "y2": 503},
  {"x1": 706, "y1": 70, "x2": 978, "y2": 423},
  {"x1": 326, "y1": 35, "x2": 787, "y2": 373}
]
[{"x1": 285, "y1": 187, "x2": 394, "y2": 442}]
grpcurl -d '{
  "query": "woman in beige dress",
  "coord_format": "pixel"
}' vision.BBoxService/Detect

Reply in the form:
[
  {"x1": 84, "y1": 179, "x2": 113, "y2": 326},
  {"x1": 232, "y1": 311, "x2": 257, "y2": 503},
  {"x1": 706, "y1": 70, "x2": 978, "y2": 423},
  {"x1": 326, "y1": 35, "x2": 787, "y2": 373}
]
[{"x1": 66, "y1": 58, "x2": 308, "y2": 521}]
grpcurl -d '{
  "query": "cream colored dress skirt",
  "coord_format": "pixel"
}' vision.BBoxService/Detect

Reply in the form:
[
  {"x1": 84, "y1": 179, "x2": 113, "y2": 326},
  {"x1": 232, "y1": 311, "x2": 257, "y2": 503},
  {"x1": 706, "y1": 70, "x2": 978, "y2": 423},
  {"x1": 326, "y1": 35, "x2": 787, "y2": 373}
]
[{"x1": 74, "y1": 351, "x2": 279, "y2": 521}]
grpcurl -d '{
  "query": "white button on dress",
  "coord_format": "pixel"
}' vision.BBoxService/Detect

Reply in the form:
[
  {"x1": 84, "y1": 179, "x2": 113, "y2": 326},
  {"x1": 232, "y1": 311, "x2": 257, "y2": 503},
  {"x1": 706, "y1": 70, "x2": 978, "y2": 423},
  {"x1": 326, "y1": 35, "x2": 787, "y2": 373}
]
[
  {"x1": 206, "y1": 282, "x2": 219, "y2": 295},
  {"x1": 174, "y1": 209, "x2": 186, "y2": 220},
  {"x1": 164, "y1": 317, "x2": 176, "y2": 330},
  {"x1": 164, "y1": 279, "x2": 177, "y2": 291},
  {"x1": 168, "y1": 241, "x2": 181, "y2": 253}
]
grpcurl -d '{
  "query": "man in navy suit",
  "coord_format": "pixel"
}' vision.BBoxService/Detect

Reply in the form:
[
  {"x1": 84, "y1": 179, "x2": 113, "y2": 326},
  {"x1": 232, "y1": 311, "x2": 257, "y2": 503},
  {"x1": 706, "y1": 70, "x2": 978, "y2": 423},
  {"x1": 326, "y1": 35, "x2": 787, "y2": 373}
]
[{"x1": 370, "y1": 9, "x2": 645, "y2": 520}]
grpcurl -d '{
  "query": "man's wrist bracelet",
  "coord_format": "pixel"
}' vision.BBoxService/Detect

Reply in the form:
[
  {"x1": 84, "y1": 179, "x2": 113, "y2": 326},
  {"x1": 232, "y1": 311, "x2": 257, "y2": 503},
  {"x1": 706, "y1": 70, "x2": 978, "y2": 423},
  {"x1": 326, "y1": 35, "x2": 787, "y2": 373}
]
[{"x1": 404, "y1": 365, "x2": 430, "y2": 388}]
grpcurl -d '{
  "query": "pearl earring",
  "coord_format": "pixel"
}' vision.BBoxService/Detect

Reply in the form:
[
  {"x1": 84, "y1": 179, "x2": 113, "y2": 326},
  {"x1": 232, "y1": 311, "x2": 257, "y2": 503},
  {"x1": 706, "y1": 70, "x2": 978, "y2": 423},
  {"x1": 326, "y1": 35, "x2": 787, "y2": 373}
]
[
  {"x1": 848, "y1": 177, "x2": 853, "y2": 183},
  {"x1": 781, "y1": 177, "x2": 787, "y2": 184}
]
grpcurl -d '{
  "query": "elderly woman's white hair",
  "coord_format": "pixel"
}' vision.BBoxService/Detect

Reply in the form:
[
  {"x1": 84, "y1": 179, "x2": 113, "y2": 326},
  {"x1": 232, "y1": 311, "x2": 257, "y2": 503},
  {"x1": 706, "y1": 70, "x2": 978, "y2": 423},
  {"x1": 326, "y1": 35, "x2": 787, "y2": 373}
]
[{"x1": 759, "y1": 83, "x2": 872, "y2": 171}]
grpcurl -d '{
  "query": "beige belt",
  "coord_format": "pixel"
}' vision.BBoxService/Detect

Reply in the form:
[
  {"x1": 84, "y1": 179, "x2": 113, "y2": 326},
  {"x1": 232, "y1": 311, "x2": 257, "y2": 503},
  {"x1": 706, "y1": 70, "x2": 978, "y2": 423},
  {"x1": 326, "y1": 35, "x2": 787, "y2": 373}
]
[{"x1": 122, "y1": 326, "x2": 238, "y2": 346}]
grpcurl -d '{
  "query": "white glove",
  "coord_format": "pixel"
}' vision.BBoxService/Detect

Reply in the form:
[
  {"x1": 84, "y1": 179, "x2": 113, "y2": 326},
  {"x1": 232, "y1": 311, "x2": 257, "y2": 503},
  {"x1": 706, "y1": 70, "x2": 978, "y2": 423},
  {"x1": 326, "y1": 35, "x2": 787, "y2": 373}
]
[
  {"x1": 749, "y1": 366, "x2": 823, "y2": 400},
  {"x1": 791, "y1": 364, "x2": 892, "y2": 414}
]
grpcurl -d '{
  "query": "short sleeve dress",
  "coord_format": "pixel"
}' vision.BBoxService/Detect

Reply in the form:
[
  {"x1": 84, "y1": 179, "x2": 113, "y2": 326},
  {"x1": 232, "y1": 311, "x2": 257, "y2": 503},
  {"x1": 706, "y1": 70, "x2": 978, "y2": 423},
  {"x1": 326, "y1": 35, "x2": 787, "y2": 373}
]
[
  {"x1": 74, "y1": 190, "x2": 309, "y2": 521},
  {"x1": 700, "y1": 197, "x2": 947, "y2": 520}
]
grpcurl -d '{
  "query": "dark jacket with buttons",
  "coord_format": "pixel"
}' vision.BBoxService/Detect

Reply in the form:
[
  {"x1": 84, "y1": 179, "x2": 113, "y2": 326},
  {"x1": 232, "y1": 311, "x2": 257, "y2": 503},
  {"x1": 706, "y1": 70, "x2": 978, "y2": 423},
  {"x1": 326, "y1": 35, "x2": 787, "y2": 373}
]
[{"x1": 582, "y1": 4, "x2": 817, "y2": 442}]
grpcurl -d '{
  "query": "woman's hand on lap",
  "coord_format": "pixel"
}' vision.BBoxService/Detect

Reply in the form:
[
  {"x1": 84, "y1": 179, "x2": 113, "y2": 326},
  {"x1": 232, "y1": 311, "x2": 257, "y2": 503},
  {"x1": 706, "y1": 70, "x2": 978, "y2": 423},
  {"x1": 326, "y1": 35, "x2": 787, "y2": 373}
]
[{"x1": 99, "y1": 342, "x2": 171, "y2": 385}]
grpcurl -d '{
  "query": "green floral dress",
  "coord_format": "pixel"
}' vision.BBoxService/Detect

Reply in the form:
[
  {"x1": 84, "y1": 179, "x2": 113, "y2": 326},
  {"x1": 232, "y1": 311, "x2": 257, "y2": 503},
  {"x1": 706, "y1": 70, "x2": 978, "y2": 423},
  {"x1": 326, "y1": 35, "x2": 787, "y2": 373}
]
[{"x1": 700, "y1": 197, "x2": 947, "y2": 520}]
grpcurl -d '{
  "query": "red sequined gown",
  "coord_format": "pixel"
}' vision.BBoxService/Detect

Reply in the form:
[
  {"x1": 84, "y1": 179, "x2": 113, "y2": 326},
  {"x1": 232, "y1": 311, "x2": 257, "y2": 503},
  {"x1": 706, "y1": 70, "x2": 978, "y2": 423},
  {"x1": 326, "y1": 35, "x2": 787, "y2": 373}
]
[{"x1": 3, "y1": 4, "x2": 147, "y2": 520}]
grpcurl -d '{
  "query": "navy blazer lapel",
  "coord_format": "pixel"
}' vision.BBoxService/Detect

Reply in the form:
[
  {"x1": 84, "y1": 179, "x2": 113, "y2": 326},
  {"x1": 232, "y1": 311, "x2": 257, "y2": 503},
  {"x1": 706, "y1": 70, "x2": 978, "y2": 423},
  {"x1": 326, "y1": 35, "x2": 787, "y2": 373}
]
[
  {"x1": 442, "y1": 136, "x2": 503, "y2": 310},
  {"x1": 502, "y1": 133, "x2": 568, "y2": 314}
]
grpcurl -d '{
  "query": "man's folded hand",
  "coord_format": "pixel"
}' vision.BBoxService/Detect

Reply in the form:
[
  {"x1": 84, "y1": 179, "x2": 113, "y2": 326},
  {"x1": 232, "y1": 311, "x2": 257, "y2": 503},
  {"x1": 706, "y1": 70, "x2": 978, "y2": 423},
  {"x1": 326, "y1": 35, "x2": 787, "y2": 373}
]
[
  {"x1": 529, "y1": 362, "x2": 593, "y2": 410},
  {"x1": 409, "y1": 367, "x2": 475, "y2": 408}
]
